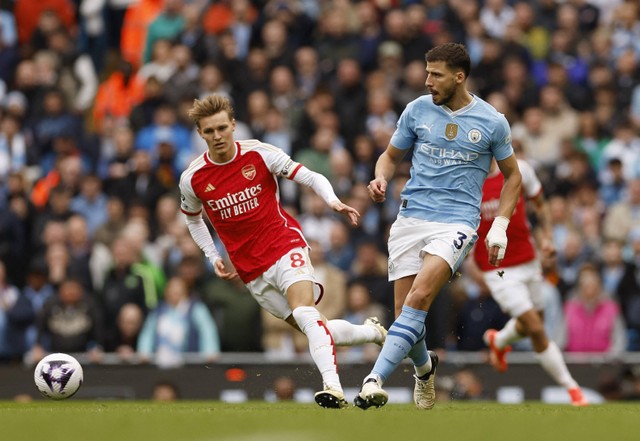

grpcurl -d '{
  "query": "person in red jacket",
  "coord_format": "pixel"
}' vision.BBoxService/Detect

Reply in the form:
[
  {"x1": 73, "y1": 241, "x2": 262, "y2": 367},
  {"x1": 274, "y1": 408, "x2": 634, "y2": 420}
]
[{"x1": 14, "y1": 0, "x2": 75, "y2": 45}]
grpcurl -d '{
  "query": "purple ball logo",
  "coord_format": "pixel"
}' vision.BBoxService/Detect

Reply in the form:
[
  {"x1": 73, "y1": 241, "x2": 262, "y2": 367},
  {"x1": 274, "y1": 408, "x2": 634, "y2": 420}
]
[{"x1": 41, "y1": 360, "x2": 77, "y2": 393}]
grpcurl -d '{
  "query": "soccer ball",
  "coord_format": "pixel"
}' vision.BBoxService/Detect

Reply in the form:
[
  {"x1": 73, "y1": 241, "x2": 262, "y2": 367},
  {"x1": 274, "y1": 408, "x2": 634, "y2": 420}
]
[{"x1": 34, "y1": 353, "x2": 84, "y2": 400}]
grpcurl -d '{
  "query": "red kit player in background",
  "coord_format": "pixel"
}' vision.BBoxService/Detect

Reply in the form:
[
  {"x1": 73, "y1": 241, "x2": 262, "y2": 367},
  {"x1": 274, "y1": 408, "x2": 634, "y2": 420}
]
[
  {"x1": 468, "y1": 158, "x2": 588, "y2": 406},
  {"x1": 179, "y1": 95, "x2": 386, "y2": 409}
]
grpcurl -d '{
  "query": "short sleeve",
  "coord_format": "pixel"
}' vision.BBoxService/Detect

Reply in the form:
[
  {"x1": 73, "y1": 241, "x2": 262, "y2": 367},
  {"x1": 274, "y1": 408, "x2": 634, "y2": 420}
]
[
  {"x1": 518, "y1": 159, "x2": 543, "y2": 199},
  {"x1": 179, "y1": 175, "x2": 203, "y2": 216},
  {"x1": 254, "y1": 142, "x2": 300, "y2": 178},
  {"x1": 389, "y1": 102, "x2": 417, "y2": 150},
  {"x1": 491, "y1": 114, "x2": 514, "y2": 161}
]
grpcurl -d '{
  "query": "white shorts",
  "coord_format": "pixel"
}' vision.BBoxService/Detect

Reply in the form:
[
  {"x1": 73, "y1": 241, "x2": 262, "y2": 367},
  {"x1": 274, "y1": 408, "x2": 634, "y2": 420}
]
[
  {"x1": 483, "y1": 260, "x2": 545, "y2": 318},
  {"x1": 245, "y1": 247, "x2": 323, "y2": 320},
  {"x1": 387, "y1": 216, "x2": 477, "y2": 281}
]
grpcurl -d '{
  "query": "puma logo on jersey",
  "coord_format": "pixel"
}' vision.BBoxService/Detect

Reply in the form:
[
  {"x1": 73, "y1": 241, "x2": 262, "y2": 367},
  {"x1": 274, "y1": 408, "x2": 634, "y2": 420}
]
[
  {"x1": 204, "y1": 183, "x2": 216, "y2": 192},
  {"x1": 419, "y1": 124, "x2": 434, "y2": 133}
]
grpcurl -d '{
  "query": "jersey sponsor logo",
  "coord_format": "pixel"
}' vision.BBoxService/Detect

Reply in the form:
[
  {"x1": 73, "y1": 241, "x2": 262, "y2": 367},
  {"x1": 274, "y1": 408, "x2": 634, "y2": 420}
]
[
  {"x1": 242, "y1": 164, "x2": 257, "y2": 180},
  {"x1": 445, "y1": 123, "x2": 458, "y2": 140},
  {"x1": 419, "y1": 144, "x2": 479, "y2": 164},
  {"x1": 206, "y1": 184, "x2": 263, "y2": 220},
  {"x1": 468, "y1": 129, "x2": 482, "y2": 143},
  {"x1": 204, "y1": 183, "x2": 215, "y2": 192}
]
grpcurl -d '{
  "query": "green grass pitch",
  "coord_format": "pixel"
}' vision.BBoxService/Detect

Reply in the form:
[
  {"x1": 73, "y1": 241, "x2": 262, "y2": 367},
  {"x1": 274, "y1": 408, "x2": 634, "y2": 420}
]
[{"x1": 0, "y1": 401, "x2": 638, "y2": 441}]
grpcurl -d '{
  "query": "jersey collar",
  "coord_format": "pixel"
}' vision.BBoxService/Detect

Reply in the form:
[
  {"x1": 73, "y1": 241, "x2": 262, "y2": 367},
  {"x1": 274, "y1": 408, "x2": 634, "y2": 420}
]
[
  {"x1": 204, "y1": 142, "x2": 241, "y2": 165},
  {"x1": 441, "y1": 94, "x2": 478, "y2": 117}
]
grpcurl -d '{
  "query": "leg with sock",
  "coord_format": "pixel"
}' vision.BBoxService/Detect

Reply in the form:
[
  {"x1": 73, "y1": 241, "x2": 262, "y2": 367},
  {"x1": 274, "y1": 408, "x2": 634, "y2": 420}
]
[
  {"x1": 355, "y1": 306, "x2": 429, "y2": 409},
  {"x1": 326, "y1": 318, "x2": 386, "y2": 346},
  {"x1": 291, "y1": 306, "x2": 347, "y2": 408}
]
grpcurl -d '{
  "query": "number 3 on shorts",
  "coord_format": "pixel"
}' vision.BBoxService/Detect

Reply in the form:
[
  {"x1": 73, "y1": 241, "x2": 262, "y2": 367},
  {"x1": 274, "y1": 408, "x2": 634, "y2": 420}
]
[
  {"x1": 453, "y1": 231, "x2": 468, "y2": 250},
  {"x1": 290, "y1": 252, "x2": 306, "y2": 268}
]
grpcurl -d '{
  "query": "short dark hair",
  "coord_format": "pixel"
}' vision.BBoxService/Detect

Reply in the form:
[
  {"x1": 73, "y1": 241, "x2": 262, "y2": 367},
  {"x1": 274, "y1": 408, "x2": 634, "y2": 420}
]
[{"x1": 425, "y1": 43, "x2": 471, "y2": 79}]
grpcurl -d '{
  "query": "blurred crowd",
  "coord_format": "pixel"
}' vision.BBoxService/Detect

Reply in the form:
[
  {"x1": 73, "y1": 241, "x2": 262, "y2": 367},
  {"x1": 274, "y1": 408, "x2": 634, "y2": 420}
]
[{"x1": 1, "y1": 0, "x2": 640, "y2": 369}]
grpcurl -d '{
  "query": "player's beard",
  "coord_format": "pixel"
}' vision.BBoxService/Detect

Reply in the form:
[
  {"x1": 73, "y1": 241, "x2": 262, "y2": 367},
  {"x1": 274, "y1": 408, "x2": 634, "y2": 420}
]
[{"x1": 430, "y1": 86, "x2": 455, "y2": 107}]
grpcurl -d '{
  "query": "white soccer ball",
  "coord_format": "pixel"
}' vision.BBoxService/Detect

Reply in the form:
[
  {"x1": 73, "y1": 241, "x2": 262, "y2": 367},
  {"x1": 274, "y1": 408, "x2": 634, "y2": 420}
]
[{"x1": 34, "y1": 353, "x2": 84, "y2": 400}]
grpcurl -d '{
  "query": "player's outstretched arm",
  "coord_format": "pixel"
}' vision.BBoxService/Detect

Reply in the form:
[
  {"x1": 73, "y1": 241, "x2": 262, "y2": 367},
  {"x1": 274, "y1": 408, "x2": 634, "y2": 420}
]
[
  {"x1": 328, "y1": 200, "x2": 360, "y2": 226},
  {"x1": 291, "y1": 165, "x2": 360, "y2": 225}
]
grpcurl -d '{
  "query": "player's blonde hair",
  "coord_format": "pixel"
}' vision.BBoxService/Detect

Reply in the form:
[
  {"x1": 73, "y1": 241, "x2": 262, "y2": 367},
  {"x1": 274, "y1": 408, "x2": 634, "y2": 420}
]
[{"x1": 188, "y1": 94, "x2": 235, "y2": 127}]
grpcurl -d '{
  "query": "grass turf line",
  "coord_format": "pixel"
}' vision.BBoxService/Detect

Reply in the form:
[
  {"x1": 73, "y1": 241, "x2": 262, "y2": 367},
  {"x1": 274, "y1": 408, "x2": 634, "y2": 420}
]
[{"x1": 0, "y1": 401, "x2": 638, "y2": 441}]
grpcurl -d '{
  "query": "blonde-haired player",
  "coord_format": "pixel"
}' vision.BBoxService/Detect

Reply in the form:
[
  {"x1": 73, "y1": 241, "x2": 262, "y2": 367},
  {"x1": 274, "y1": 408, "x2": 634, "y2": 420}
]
[{"x1": 179, "y1": 94, "x2": 386, "y2": 409}]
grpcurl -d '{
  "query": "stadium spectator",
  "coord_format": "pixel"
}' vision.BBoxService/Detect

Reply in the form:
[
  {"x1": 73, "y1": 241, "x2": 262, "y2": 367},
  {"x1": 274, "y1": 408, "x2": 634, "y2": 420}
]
[
  {"x1": 92, "y1": 58, "x2": 145, "y2": 131},
  {"x1": 137, "y1": 276, "x2": 220, "y2": 368},
  {"x1": 22, "y1": 259, "x2": 55, "y2": 351},
  {"x1": 564, "y1": 263, "x2": 627, "y2": 355},
  {"x1": 600, "y1": 120, "x2": 640, "y2": 183},
  {"x1": 32, "y1": 278, "x2": 104, "y2": 362},
  {"x1": 272, "y1": 375, "x2": 296, "y2": 401},
  {"x1": 616, "y1": 229, "x2": 640, "y2": 351},
  {"x1": 0, "y1": 260, "x2": 34, "y2": 363},
  {"x1": 108, "y1": 150, "x2": 170, "y2": 211},
  {"x1": 599, "y1": 158, "x2": 627, "y2": 209},
  {"x1": 151, "y1": 379, "x2": 181, "y2": 401},
  {"x1": 163, "y1": 44, "x2": 200, "y2": 107},
  {"x1": 599, "y1": 239, "x2": 626, "y2": 298},
  {"x1": 46, "y1": 28, "x2": 99, "y2": 114},
  {"x1": 93, "y1": 196, "x2": 127, "y2": 249},
  {"x1": 450, "y1": 367, "x2": 489, "y2": 401},
  {"x1": 14, "y1": 0, "x2": 75, "y2": 47},
  {"x1": 119, "y1": 0, "x2": 163, "y2": 68},
  {"x1": 574, "y1": 111, "x2": 610, "y2": 172},
  {"x1": 99, "y1": 236, "x2": 151, "y2": 347},
  {"x1": 0, "y1": 115, "x2": 28, "y2": 183},
  {"x1": 109, "y1": 302, "x2": 144, "y2": 361},
  {"x1": 138, "y1": 39, "x2": 177, "y2": 84},
  {"x1": 343, "y1": 281, "x2": 386, "y2": 361},
  {"x1": 70, "y1": 174, "x2": 109, "y2": 238},
  {"x1": 201, "y1": 269, "x2": 263, "y2": 353},
  {"x1": 603, "y1": 178, "x2": 640, "y2": 243}
]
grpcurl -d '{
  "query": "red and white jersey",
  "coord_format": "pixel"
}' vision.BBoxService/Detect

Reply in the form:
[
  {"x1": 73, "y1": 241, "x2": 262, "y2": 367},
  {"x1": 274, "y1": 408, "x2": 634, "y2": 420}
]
[
  {"x1": 474, "y1": 159, "x2": 542, "y2": 271},
  {"x1": 179, "y1": 140, "x2": 308, "y2": 283}
]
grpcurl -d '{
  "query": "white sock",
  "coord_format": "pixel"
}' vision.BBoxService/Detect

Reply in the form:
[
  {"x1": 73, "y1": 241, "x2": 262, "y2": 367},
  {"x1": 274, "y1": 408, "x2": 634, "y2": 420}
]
[
  {"x1": 535, "y1": 341, "x2": 578, "y2": 389},
  {"x1": 414, "y1": 356, "x2": 433, "y2": 378},
  {"x1": 326, "y1": 319, "x2": 380, "y2": 345},
  {"x1": 495, "y1": 318, "x2": 525, "y2": 348},
  {"x1": 292, "y1": 306, "x2": 342, "y2": 392}
]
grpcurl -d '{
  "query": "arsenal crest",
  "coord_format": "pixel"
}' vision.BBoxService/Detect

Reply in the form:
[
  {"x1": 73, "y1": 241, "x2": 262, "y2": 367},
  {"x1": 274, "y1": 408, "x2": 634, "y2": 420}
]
[
  {"x1": 242, "y1": 164, "x2": 257, "y2": 180},
  {"x1": 445, "y1": 123, "x2": 458, "y2": 140}
]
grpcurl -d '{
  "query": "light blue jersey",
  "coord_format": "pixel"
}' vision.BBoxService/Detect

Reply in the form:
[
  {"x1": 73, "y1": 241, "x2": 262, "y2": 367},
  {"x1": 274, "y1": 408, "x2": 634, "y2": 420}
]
[{"x1": 390, "y1": 94, "x2": 514, "y2": 229}]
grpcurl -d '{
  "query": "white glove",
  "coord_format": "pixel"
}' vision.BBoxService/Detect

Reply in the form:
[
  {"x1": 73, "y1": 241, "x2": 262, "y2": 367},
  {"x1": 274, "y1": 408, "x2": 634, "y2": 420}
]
[{"x1": 486, "y1": 216, "x2": 510, "y2": 260}]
